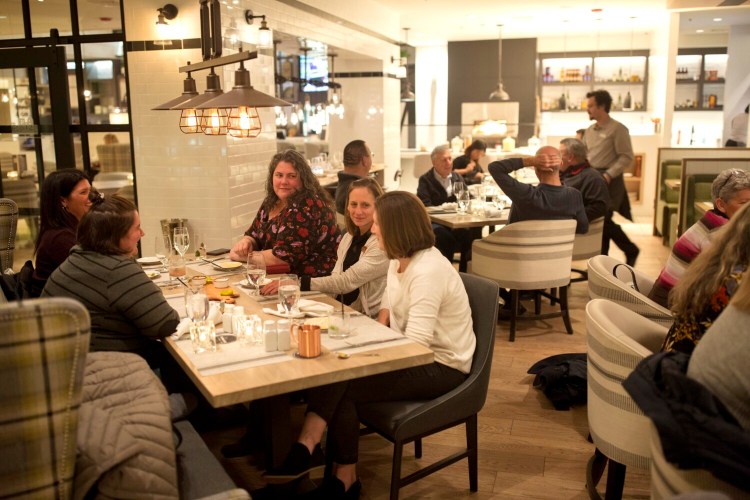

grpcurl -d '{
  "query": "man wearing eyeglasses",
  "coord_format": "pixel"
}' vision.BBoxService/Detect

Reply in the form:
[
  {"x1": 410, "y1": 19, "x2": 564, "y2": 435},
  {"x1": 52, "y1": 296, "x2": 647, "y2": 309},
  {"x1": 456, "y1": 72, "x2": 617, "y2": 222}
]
[{"x1": 335, "y1": 140, "x2": 373, "y2": 214}]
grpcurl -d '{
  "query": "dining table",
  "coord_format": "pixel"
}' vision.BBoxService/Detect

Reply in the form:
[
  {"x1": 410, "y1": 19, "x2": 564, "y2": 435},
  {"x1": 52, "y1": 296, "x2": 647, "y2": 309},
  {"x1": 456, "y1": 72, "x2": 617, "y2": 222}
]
[
  {"x1": 155, "y1": 257, "x2": 433, "y2": 466},
  {"x1": 427, "y1": 206, "x2": 510, "y2": 230}
]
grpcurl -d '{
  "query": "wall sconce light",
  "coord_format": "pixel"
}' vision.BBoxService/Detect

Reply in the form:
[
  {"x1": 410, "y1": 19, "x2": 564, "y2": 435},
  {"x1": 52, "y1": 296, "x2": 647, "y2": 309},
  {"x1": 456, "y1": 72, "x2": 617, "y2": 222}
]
[
  {"x1": 155, "y1": 3, "x2": 178, "y2": 46},
  {"x1": 244, "y1": 9, "x2": 273, "y2": 49}
]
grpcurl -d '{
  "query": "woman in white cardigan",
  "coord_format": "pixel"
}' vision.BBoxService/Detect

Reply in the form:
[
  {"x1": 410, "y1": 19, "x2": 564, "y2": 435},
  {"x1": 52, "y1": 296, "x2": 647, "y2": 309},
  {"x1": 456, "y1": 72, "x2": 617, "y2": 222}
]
[
  {"x1": 301, "y1": 177, "x2": 388, "y2": 317},
  {"x1": 263, "y1": 191, "x2": 475, "y2": 499}
]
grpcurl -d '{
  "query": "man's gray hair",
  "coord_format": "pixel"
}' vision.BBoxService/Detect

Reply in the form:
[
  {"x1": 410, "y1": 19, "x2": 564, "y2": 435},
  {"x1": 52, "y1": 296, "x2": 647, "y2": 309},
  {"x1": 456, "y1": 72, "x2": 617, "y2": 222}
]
[
  {"x1": 713, "y1": 168, "x2": 750, "y2": 202},
  {"x1": 431, "y1": 144, "x2": 451, "y2": 161},
  {"x1": 560, "y1": 138, "x2": 588, "y2": 162}
]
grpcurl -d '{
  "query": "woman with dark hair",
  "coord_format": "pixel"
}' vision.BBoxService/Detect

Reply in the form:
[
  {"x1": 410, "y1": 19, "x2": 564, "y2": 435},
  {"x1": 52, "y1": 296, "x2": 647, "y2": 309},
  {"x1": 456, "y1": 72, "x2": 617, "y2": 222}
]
[
  {"x1": 31, "y1": 169, "x2": 95, "y2": 295},
  {"x1": 42, "y1": 195, "x2": 179, "y2": 366},
  {"x1": 264, "y1": 192, "x2": 475, "y2": 499},
  {"x1": 662, "y1": 202, "x2": 750, "y2": 354},
  {"x1": 229, "y1": 149, "x2": 340, "y2": 276},
  {"x1": 452, "y1": 139, "x2": 487, "y2": 185}
]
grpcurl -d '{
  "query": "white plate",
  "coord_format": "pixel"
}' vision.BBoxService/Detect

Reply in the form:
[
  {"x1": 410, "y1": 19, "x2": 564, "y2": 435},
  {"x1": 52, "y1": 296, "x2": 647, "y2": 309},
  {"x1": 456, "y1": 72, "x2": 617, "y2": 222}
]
[
  {"x1": 239, "y1": 277, "x2": 273, "y2": 287},
  {"x1": 213, "y1": 261, "x2": 243, "y2": 270},
  {"x1": 146, "y1": 270, "x2": 161, "y2": 280},
  {"x1": 441, "y1": 202, "x2": 457, "y2": 210},
  {"x1": 137, "y1": 256, "x2": 161, "y2": 266}
]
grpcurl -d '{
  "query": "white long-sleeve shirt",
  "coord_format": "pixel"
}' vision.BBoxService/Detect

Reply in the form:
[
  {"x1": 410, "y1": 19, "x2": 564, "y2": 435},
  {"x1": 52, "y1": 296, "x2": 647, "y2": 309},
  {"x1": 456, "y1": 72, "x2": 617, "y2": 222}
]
[{"x1": 381, "y1": 247, "x2": 475, "y2": 374}]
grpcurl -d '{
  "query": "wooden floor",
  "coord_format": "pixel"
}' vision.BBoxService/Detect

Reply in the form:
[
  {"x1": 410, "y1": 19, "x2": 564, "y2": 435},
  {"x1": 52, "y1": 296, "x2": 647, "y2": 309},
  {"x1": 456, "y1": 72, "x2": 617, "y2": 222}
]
[{"x1": 196, "y1": 218, "x2": 671, "y2": 499}]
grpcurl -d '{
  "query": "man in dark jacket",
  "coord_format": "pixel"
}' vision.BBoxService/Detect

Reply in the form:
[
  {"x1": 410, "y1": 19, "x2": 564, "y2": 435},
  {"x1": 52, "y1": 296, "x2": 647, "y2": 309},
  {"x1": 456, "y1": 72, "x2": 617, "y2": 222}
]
[
  {"x1": 417, "y1": 145, "x2": 476, "y2": 271},
  {"x1": 559, "y1": 137, "x2": 610, "y2": 222}
]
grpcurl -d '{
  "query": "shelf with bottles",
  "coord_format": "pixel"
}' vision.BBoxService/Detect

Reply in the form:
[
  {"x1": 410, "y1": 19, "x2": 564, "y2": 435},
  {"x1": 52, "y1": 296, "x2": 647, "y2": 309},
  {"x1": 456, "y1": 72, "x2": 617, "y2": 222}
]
[
  {"x1": 539, "y1": 50, "x2": 649, "y2": 112},
  {"x1": 674, "y1": 48, "x2": 726, "y2": 111}
]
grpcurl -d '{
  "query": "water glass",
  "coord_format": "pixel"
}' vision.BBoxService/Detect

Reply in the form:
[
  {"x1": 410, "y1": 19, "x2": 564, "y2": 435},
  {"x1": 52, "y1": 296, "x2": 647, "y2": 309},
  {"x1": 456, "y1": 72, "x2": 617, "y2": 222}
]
[
  {"x1": 190, "y1": 320, "x2": 216, "y2": 354},
  {"x1": 168, "y1": 255, "x2": 186, "y2": 278},
  {"x1": 155, "y1": 234, "x2": 171, "y2": 272},
  {"x1": 278, "y1": 274, "x2": 301, "y2": 316},
  {"x1": 239, "y1": 314, "x2": 262, "y2": 346},
  {"x1": 246, "y1": 251, "x2": 267, "y2": 295},
  {"x1": 328, "y1": 312, "x2": 352, "y2": 339},
  {"x1": 185, "y1": 290, "x2": 209, "y2": 322}
]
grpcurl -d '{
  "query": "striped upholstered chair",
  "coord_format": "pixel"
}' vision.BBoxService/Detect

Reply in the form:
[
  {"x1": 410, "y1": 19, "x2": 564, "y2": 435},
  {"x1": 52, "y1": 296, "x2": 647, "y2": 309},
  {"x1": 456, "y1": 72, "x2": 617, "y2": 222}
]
[
  {"x1": 585, "y1": 299, "x2": 667, "y2": 500},
  {"x1": 472, "y1": 219, "x2": 577, "y2": 341},
  {"x1": 587, "y1": 255, "x2": 673, "y2": 328},
  {"x1": 570, "y1": 217, "x2": 604, "y2": 283},
  {"x1": 0, "y1": 198, "x2": 18, "y2": 272},
  {"x1": 0, "y1": 298, "x2": 91, "y2": 499},
  {"x1": 648, "y1": 422, "x2": 747, "y2": 499}
]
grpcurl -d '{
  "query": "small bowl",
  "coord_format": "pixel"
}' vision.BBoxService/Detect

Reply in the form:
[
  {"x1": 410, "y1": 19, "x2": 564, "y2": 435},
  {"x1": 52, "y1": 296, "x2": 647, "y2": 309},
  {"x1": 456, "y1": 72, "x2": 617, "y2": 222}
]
[
  {"x1": 213, "y1": 278, "x2": 229, "y2": 289},
  {"x1": 190, "y1": 275, "x2": 207, "y2": 286}
]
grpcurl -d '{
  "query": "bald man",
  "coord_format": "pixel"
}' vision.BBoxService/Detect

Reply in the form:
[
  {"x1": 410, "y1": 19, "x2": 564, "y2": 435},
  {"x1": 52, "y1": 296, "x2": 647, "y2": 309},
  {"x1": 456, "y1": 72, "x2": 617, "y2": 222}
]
[{"x1": 488, "y1": 146, "x2": 588, "y2": 234}]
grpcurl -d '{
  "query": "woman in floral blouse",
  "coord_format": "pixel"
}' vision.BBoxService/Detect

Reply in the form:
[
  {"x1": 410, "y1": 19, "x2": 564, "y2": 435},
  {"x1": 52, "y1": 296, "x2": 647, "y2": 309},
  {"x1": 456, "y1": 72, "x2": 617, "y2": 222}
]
[
  {"x1": 662, "y1": 202, "x2": 750, "y2": 353},
  {"x1": 230, "y1": 149, "x2": 340, "y2": 277}
]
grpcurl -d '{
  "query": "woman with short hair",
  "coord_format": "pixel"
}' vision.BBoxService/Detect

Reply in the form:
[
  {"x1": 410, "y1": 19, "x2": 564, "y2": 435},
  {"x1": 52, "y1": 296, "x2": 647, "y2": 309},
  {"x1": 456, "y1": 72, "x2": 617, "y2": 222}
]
[
  {"x1": 42, "y1": 195, "x2": 179, "y2": 366},
  {"x1": 229, "y1": 149, "x2": 340, "y2": 276},
  {"x1": 662, "y1": 202, "x2": 750, "y2": 354},
  {"x1": 263, "y1": 191, "x2": 475, "y2": 499}
]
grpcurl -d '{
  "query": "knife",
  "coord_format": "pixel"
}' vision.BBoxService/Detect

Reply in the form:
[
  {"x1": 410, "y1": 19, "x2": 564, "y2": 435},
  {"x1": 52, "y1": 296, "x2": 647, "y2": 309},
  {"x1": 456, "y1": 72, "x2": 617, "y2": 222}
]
[{"x1": 342, "y1": 337, "x2": 403, "y2": 349}]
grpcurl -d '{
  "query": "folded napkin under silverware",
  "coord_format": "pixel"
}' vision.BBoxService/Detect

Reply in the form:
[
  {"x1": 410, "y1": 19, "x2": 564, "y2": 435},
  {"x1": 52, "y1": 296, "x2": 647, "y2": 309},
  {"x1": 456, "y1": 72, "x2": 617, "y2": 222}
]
[{"x1": 342, "y1": 337, "x2": 403, "y2": 349}]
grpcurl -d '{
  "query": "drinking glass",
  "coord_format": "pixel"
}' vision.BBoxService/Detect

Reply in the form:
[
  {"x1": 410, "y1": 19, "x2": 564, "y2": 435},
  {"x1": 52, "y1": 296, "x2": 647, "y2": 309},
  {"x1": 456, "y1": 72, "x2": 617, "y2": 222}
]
[
  {"x1": 155, "y1": 234, "x2": 171, "y2": 272},
  {"x1": 455, "y1": 181, "x2": 470, "y2": 214},
  {"x1": 185, "y1": 288, "x2": 209, "y2": 322},
  {"x1": 246, "y1": 251, "x2": 267, "y2": 295},
  {"x1": 173, "y1": 227, "x2": 190, "y2": 259},
  {"x1": 278, "y1": 274, "x2": 301, "y2": 316}
]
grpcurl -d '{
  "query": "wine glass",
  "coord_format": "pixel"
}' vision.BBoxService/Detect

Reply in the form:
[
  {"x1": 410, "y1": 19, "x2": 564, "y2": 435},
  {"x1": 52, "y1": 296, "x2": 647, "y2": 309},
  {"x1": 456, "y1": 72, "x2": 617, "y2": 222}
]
[
  {"x1": 246, "y1": 251, "x2": 267, "y2": 296},
  {"x1": 454, "y1": 181, "x2": 469, "y2": 214},
  {"x1": 173, "y1": 227, "x2": 190, "y2": 259},
  {"x1": 278, "y1": 274, "x2": 301, "y2": 316}
]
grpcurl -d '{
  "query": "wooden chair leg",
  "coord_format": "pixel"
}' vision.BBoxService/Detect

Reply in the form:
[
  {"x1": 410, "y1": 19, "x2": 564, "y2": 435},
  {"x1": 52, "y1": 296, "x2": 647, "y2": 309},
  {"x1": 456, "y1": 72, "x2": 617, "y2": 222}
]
[
  {"x1": 534, "y1": 291, "x2": 541, "y2": 315},
  {"x1": 509, "y1": 289, "x2": 518, "y2": 342},
  {"x1": 549, "y1": 287, "x2": 558, "y2": 306},
  {"x1": 559, "y1": 285, "x2": 573, "y2": 334},
  {"x1": 414, "y1": 438, "x2": 422, "y2": 458},
  {"x1": 390, "y1": 441, "x2": 404, "y2": 500},
  {"x1": 467, "y1": 414, "x2": 478, "y2": 492}
]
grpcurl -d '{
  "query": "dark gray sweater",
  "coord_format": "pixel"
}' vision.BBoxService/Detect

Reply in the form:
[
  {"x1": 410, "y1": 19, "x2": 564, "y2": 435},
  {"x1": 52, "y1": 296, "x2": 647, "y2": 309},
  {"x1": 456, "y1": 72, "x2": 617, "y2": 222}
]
[
  {"x1": 489, "y1": 158, "x2": 589, "y2": 234},
  {"x1": 42, "y1": 246, "x2": 180, "y2": 355}
]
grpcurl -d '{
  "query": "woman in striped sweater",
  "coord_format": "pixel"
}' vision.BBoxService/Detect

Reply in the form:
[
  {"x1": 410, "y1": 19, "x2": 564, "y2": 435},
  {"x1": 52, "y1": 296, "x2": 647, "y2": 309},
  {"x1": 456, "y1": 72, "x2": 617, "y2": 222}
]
[{"x1": 42, "y1": 195, "x2": 180, "y2": 369}]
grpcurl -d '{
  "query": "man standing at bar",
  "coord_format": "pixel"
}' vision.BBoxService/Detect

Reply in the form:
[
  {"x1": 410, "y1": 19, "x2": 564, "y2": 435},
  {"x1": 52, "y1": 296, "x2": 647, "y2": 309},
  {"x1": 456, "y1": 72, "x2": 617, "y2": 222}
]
[
  {"x1": 584, "y1": 89, "x2": 640, "y2": 266},
  {"x1": 335, "y1": 140, "x2": 373, "y2": 214},
  {"x1": 559, "y1": 137, "x2": 609, "y2": 222}
]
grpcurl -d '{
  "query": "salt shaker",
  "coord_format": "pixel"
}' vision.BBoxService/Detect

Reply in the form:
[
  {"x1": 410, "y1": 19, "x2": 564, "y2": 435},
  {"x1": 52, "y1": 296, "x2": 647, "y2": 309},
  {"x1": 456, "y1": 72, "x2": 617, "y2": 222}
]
[
  {"x1": 263, "y1": 320, "x2": 278, "y2": 352},
  {"x1": 232, "y1": 305, "x2": 245, "y2": 339},
  {"x1": 276, "y1": 319, "x2": 291, "y2": 351},
  {"x1": 222, "y1": 303, "x2": 234, "y2": 334}
]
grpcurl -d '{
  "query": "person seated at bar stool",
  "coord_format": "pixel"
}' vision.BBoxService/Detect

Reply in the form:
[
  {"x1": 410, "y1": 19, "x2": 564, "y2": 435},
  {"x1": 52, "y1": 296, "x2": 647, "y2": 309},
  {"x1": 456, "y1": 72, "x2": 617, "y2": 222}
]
[
  {"x1": 31, "y1": 169, "x2": 97, "y2": 296},
  {"x1": 41, "y1": 195, "x2": 182, "y2": 387},
  {"x1": 559, "y1": 138, "x2": 610, "y2": 222},
  {"x1": 335, "y1": 140, "x2": 373, "y2": 214},
  {"x1": 298, "y1": 178, "x2": 388, "y2": 317},
  {"x1": 488, "y1": 146, "x2": 588, "y2": 314},
  {"x1": 263, "y1": 191, "x2": 475, "y2": 499},
  {"x1": 417, "y1": 144, "x2": 480, "y2": 272},
  {"x1": 648, "y1": 168, "x2": 750, "y2": 308},
  {"x1": 662, "y1": 202, "x2": 750, "y2": 354},
  {"x1": 452, "y1": 139, "x2": 486, "y2": 185},
  {"x1": 230, "y1": 149, "x2": 340, "y2": 277}
]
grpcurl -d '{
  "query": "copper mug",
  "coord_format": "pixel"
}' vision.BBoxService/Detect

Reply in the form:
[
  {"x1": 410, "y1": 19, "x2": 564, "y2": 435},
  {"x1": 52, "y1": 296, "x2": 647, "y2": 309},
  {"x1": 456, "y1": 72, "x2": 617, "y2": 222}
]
[{"x1": 292, "y1": 324, "x2": 321, "y2": 358}]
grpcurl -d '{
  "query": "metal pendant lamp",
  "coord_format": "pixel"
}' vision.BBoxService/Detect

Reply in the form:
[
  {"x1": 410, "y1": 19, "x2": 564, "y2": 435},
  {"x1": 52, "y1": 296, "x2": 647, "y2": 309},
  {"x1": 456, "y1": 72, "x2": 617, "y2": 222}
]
[
  {"x1": 489, "y1": 24, "x2": 510, "y2": 101},
  {"x1": 172, "y1": 69, "x2": 224, "y2": 134}
]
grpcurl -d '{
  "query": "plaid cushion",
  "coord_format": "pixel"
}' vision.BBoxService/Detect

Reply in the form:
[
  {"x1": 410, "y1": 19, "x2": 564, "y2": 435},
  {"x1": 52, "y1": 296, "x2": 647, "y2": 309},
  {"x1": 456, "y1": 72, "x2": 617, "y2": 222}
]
[
  {"x1": 0, "y1": 198, "x2": 18, "y2": 272},
  {"x1": 0, "y1": 298, "x2": 90, "y2": 499}
]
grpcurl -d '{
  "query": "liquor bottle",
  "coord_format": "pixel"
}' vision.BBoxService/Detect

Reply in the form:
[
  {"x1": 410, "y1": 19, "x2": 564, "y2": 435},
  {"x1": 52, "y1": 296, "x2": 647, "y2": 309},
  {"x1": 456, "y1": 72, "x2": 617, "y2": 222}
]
[
  {"x1": 617, "y1": 94, "x2": 622, "y2": 110},
  {"x1": 559, "y1": 93, "x2": 567, "y2": 111},
  {"x1": 623, "y1": 92, "x2": 632, "y2": 110}
]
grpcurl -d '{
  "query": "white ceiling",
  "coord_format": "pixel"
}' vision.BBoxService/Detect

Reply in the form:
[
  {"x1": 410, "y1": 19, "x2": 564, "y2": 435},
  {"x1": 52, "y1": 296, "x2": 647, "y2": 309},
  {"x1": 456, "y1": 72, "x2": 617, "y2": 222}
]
[{"x1": 373, "y1": 0, "x2": 750, "y2": 44}]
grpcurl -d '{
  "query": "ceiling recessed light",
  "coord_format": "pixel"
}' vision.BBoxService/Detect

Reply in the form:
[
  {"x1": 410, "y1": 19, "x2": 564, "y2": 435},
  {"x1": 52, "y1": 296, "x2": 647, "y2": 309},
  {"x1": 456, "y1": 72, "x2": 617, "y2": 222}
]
[
  {"x1": 713, "y1": 17, "x2": 722, "y2": 22},
  {"x1": 696, "y1": 29, "x2": 704, "y2": 33}
]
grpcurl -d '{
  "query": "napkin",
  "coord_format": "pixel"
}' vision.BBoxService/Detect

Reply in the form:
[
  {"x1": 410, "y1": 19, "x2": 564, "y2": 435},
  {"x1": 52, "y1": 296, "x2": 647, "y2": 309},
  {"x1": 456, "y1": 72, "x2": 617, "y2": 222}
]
[
  {"x1": 298, "y1": 299, "x2": 334, "y2": 314},
  {"x1": 262, "y1": 307, "x2": 305, "y2": 319}
]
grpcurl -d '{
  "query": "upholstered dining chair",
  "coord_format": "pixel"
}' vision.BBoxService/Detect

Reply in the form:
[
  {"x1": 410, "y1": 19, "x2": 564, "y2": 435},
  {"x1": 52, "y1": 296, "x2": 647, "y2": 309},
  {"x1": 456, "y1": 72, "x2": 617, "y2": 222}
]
[
  {"x1": 0, "y1": 198, "x2": 18, "y2": 272},
  {"x1": 472, "y1": 218, "x2": 577, "y2": 341},
  {"x1": 585, "y1": 299, "x2": 668, "y2": 500},
  {"x1": 570, "y1": 217, "x2": 604, "y2": 283},
  {"x1": 356, "y1": 273, "x2": 499, "y2": 500},
  {"x1": 648, "y1": 422, "x2": 747, "y2": 500},
  {"x1": 587, "y1": 255, "x2": 673, "y2": 328},
  {"x1": 0, "y1": 298, "x2": 91, "y2": 499}
]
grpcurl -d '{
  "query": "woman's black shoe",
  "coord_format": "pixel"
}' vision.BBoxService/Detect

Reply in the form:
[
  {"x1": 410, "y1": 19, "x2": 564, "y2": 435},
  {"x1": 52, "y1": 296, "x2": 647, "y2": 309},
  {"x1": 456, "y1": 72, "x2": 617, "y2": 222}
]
[
  {"x1": 263, "y1": 443, "x2": 325, "y2": 484},
  {"x1": 300, "y1": 476, "x2": 361, "y2": 499}
]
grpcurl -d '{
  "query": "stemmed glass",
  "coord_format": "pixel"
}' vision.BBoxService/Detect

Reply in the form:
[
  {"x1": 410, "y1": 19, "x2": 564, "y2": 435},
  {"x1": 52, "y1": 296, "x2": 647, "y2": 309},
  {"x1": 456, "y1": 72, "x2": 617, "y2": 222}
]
[
  {"x1": 278, "y1": 274, "x2": 301, "y2": 316},
  {"x1": 155, "y1": 234, "x2": 170, "y2": 273},
  {"x1": 246, "y1": 251, "x2": 267, "y2": 296},
  {"x1": 173, "y1": 227, "x2": 190, "y2": 260},
  {"x1": 454, "y1": 181, "x2": 469, "y2": 214}
]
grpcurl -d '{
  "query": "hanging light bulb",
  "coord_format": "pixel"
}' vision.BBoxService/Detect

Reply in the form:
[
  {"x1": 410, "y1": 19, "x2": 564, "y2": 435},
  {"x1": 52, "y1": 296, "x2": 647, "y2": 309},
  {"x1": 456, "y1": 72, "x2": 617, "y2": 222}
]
[
  {"x1": 227, "y1": 105, "x2": 261, "y2": 137},
  {"x1": 200, "y1": 107, "x2": 228, "y2": 135},
  {"x1": 180, "y1": 109, "x2": 201, "y2": 133},
  {"x1": 170, "y1": 68, "x2": 223, "y2": 134}
]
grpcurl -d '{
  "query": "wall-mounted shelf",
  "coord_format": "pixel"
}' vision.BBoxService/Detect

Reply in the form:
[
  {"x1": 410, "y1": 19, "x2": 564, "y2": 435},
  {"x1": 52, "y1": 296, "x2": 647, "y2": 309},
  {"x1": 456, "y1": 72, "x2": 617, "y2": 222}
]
[
  {"x1": 539, "y1": 50, "x2": 649, "y2": 112},
  {"x1": 674, "y1": 48, "x2": 727, "y2": 111}
]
